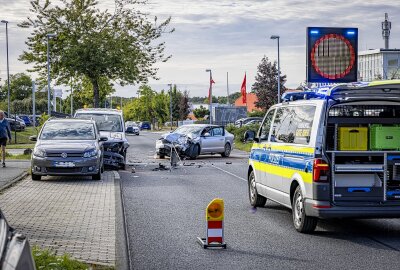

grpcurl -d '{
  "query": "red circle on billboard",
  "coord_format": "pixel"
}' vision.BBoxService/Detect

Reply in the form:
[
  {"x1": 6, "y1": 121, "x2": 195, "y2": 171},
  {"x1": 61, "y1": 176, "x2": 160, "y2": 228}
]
[{"x1": 311, "y1": 34, "x2": 355, "y2": 79}]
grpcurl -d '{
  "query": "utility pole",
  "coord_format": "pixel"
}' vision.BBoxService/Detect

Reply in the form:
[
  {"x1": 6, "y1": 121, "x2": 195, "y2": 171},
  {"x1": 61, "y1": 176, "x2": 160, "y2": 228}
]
[
  {"x1": 271, "y1": 35, "x2": 281, "y2": 103},
  {"x1": 382, "y1": 13, "x2": 391, "y2": 50},
  {"x1": 46, "y1": 33, "x2": 56, "y2": 116},
  {"x1": 70, "y1": 78, "x2": 73, "y2": 116},
  {"x1": 206, "y1": 69, "x2": 212, "y2": 124},
  {"x1": 1, "y1": 20, "x2": 10, "y2": 116},
  {"x1": 226, "y1": 72, "x2": 230, "y2": 105},
  {"x1": 168, "y1": 84, "x2": 173, "y2": 130},
  {"x1": 32, "y1": 81, "x2": 36, "y2": 127}
]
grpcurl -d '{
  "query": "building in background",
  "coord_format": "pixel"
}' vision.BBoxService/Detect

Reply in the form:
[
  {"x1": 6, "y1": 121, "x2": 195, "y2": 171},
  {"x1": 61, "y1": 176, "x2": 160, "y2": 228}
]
[
  {"x1": 234, "y1": 93, "x2": 260, "y2": 112},
  {"x1": 358, "y1": 49, "x2": 400, "y2": 81}
]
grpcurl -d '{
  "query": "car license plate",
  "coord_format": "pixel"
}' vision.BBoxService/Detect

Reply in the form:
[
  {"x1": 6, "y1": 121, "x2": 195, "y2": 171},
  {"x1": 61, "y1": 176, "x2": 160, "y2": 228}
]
[{"x1": 53, "y1": 161, "x2": 75, "y2": 167}]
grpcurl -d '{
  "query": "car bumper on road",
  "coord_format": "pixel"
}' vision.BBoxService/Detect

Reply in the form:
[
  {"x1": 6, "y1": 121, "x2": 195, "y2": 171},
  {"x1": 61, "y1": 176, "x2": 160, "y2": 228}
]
[
  {"x1": 31, "y1": 156, "x2": 101, "y2": 176},
  {"x1": 305, "y1": 199, "x2": 400, "y2": 218}
]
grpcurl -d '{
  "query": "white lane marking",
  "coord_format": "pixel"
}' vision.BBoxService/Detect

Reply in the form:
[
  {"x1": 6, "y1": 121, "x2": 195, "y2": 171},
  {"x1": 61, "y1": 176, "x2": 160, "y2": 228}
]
[
  {"x1": 113, "y1": 171, "x2": 120, "y2": 180},
  {"x1": 210, "y1": 164, "x2": 247, "y2": 182}
]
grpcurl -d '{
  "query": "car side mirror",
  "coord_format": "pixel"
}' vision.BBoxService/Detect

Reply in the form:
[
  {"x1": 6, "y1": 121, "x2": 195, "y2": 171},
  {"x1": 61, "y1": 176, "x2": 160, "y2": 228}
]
[
  {"x1": 99, "y1": 136, "x2": 108, "y2": 142},
  {"x1": 202, "y1": 132, "x2": 211, "y2": 137},
  {"x1": 29, "y1": 135, "x2": 37, "y2": 142},
  {"x1": 244, "y1": 130, "x2": 257, "y2": 143}
]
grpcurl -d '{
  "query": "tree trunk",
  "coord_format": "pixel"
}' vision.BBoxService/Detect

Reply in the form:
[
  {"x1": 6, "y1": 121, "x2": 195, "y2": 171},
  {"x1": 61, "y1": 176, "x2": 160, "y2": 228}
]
[{"x1": 92, "y1": 79, "x2": 100, "y2": 108}]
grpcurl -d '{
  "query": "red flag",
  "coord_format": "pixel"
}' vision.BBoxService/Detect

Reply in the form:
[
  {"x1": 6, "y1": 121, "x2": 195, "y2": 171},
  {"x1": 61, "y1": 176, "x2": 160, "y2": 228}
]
[
  {"x1": 241, "y1": 73, "x2": 247, "y2": 104},
  {"x1": 208, "y1": 78, "x2": 215, "y2": 102}
]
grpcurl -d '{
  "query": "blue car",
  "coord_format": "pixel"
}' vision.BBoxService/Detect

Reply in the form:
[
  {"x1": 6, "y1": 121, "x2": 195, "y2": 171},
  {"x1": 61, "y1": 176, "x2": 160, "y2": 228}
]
[
  {"x1": 140, "y1": 121, "x2": 151, "y2": 130},
  {"x1": 19, "y1": 115, "x2": 32, "y2": 126}
]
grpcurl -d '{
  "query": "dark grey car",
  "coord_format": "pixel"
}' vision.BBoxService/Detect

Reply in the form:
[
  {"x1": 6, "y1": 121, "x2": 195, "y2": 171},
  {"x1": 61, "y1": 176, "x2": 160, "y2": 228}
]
[
  {"x1": 0, "y1": 208, "x2": 36, "y2": 270},
  {"x1": 30, "y1": 119, "x2": 107, "y2": 181}
]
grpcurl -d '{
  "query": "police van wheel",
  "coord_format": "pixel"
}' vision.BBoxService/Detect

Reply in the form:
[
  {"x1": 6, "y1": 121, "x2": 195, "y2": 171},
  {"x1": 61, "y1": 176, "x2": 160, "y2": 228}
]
[
  {"x1": 248, "y1": 171, "x2": 266, "y2": 207},
  {"x1": 292, "y1": 186, "x2": 317, "y2": 233}
]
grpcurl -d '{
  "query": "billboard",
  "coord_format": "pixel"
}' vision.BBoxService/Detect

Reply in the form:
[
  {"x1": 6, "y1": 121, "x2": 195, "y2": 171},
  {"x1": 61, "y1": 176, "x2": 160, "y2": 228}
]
[{"x1": 307, "y1": 27, "x2": 358, "y2": 83}]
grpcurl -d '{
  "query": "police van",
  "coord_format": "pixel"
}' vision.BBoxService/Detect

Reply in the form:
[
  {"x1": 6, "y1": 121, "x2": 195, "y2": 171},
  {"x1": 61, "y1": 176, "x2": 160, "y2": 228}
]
[{"x1": 246, "y1": 81, "x2": 400, "y2": 233}]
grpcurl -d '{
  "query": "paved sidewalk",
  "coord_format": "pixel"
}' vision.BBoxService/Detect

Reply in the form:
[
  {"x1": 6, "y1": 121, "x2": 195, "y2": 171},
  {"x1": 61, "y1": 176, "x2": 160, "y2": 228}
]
[
  {"x1": 0, "y1": 160, "x2": 30, "y2": 190},
  {"x1": 0, "y1": 172, "x2": 116, "y2": 266}
]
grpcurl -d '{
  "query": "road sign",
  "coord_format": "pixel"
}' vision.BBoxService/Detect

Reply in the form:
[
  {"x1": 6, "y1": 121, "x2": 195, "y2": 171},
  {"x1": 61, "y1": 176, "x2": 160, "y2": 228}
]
[
  {"x1": 307, "y1": 27, "x2": 358, "y2": 83},
  {"x1": 197, "y1": 198, "x2": 226, "y2": 249},
  {"x1": 54, "y1": 89, "x2": 63, "y2": 98}
]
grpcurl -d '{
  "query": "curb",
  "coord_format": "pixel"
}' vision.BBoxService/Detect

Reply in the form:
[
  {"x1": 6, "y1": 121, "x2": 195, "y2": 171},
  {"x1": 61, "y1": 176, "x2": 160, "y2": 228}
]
[
  {"x1": 0, "y1": 171, "x2": 29, "y2": 192},
  {"x1": 114, "y1": 171, "x2": 132, "y2": 270}
]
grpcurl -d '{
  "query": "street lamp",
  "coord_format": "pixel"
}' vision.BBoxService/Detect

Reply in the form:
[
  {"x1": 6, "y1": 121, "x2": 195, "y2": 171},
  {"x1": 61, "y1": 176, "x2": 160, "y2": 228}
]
[
  {"x1": 270, "y1": 35, "x2": 281, "y2": 103},
  {"x1": 46, "y1": 33, "x2": 56, "y2": 116},
  {"x1": 168, "y1": 84, "x2": 173, "y2": 130},
  {"x1": 1, "y1": 20, "x2": 10, "y2": 116},
  {"x1": 205, "y1": 69, "x2": 212, "y2": 124}
]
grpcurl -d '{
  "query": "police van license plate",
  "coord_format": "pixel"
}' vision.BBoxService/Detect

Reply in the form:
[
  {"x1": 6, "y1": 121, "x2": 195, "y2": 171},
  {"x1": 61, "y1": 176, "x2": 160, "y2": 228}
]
[{"x1": 54, "y1": 161, "x2": 75, "y2": 167}]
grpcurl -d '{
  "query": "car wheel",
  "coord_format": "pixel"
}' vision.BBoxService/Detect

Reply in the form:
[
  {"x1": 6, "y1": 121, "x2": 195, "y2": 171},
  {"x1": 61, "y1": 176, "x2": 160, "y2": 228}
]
[
  {"x1": 221, "y1": 143, "x2": 231, "y2": 157},
  {"x1": 292, "y1": 186, "x2": 318, "y2": 233},
  {"x1": 189, "y1": 144, "x2": 199, "y2": 160},
  {"x1": 248, "y1": 170, "x2": 266, "y2": 207},
  {"x1": 31, "y1": 172, "x2": 41, "y2": 181},
  {"x1": 92, "y1": 170, "x2": 101, "y2": 180}
]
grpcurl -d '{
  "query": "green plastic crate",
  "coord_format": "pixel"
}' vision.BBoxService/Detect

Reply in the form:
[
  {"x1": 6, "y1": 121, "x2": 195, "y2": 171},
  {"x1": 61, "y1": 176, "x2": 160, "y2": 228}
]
[{"x1": 370, "y1": 125, "x2": 400, "y2": 150}]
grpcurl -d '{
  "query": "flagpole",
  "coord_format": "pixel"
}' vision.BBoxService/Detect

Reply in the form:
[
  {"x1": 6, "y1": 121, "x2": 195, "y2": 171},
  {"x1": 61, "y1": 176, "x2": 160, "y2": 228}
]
[
  {"x1": 226, "y1": 72, "x2": 230, "y2": 105},
  {"x1": 245, "y1": 71, "x2": 248, "y2": 113},
  {"x1": 206, "y1": 69, "x2": 212, "y2": 124}
]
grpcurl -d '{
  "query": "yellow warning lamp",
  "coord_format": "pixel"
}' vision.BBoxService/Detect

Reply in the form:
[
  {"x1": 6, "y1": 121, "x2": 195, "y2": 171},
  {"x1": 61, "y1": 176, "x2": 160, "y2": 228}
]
[{"x1": 206, "y1": 198, "x2": 224, "y2": 221}]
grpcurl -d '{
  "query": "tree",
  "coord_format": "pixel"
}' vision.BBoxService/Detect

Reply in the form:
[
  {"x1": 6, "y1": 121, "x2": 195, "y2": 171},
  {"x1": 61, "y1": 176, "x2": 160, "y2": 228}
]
[
  {"x1": 179, "y1": 90, "x2": 190, "y2": 120},
  {"x1": 19, "y1": 0, "x2": 174, "y2": 107},
  {"x1": 0, "y1": 73, "x2": 33, "y2": 101},
  {"x1": 193, "y1": 105, "x2": 209, "y2": 119},
  {"x1": 252, "y1": 56, "x2": 286, "y2": 111}
]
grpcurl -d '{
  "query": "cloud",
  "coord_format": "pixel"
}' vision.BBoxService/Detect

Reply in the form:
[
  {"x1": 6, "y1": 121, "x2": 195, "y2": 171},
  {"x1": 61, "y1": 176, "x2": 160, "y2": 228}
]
[{"x1": 0, "y1": 0, "x2": 399, "y2": 98}]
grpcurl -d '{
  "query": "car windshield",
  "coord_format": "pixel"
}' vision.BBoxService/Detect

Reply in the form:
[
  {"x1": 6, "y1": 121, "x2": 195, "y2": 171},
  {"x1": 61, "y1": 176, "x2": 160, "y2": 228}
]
[
  {"x1": 40, "y1": 122, "x2": 95, "y2": 140},
  {"x1": 174, "y1": 126, "x2": 203, "y2": 134},
  {"x1": 76, "y1": 113, "x2": 123, "y2": 132}
]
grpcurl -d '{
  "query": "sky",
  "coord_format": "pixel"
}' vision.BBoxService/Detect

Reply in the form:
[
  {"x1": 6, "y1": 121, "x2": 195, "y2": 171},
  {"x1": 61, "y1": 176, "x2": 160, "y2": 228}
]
[{"x1": 0, "y1": 0, "x2": 399, "y2": 98}]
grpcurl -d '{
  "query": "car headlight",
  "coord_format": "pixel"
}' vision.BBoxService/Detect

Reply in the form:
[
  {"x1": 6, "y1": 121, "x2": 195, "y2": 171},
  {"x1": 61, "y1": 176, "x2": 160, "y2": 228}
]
[
  {"x1": 84, "y1": 149, "x2": 98, "y2": 158},
  {"x1": 111, "y1": 133, "x2": 123, "y2": 140},
  {"x1": 33, "y1": 148, "x2": 46, "y2": 158}
]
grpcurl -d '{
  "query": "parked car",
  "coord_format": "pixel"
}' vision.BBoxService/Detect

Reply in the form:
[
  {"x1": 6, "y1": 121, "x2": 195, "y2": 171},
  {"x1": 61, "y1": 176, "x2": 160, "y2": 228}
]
[
  {"x1": 156, "y1": 124, "x2": 234, "y2": 159},
  {"x1": 244, "y1": 119, "x2": 262, "y2": 126},
  {"x1": 7, "y1": 118, "x2": 24, "y2": 132},
  {"x1": 246, "y1": 81, "x2": 400, "y2": 233},
  {"x1": 0, "y1": 208, "x2": 36, "y2": 270},
  {"x1": 30, "y1": 118, "x2": 107, "y2": 180},
  {"x1": 235, "y1": 117, "x2": 263, "y2": 127},
  {"x1": 75, "y1": 108, "x2": 129, "y2": 170},
  {"x1": 139, "y1": 121, "x2": 151, "y2": 130},
  {"x1": 18, "y1": 115, "x2": 32, "y2": 126},
  {"x1": 126, "y1": 125, "x2": 140, "y2": 135}
]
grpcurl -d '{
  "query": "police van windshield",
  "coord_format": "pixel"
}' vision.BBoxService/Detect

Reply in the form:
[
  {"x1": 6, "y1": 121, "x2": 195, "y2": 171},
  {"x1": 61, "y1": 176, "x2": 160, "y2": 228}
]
[{"x1": 75, "y1": 113, "x2": 123, "y2": 132}]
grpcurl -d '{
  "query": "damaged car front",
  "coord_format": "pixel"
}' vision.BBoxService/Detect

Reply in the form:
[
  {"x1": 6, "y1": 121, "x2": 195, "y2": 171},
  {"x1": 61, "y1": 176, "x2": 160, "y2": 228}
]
[{"x1": 156, "y1": 125, "x2": 203, "y2": 160}]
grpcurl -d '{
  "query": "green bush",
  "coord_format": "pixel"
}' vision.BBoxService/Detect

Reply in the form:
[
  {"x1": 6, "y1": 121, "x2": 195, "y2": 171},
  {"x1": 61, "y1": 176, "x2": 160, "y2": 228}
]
[
  {"x1": 39, "y1": 113, "x2": 50, "y2": 128},
  {"x1": 227, "y1": 124, "x2": 260, "y2": 142}
]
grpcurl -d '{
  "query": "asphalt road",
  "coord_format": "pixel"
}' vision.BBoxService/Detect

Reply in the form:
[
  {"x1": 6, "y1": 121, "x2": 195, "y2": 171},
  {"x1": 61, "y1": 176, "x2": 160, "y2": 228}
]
[{"x1": 121, "y1": 131, "x2": 400, "y2": 270}]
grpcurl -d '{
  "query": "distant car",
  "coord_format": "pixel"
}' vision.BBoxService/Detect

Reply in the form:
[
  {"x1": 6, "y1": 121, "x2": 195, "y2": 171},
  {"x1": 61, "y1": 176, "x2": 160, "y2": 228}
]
[
  {"x1": 125, "y1": 121, "x2": 136, "y2": 128},
  {"x1": 244, "y1": 119, "x2": 262, "y2": 126},
  {"x1": 156, "y1": 124, "x2": 234, "y2": 159},
  {"x1": 126, "y1": 126, "x2": 140, "y2": 135},
  {"x1": 235, "y1": 117, "x2": 263, "y2": 127},
  {"x1": 19, "y1": 115, "x2": 32, "y2": 126},
  {"x1": 0, "y1": 208, "x2": 36, "y2": 270},
  {"x1": 30, "y1": 118, "x2": 107, "y2": 181},
  {"x1": 140, "y1": 121, "x2": 151, "y2": 130},
  {"x1": 7, "y1": 118, "x2": 24, "y2": 132}
]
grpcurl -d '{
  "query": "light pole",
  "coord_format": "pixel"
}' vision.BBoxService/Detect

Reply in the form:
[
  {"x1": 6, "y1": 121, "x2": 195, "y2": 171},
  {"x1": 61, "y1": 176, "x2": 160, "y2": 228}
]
[
  {"x1": 168, "y1": 84, "x2": 173, "y2": 130},
  {"x1": 270, "y1": 35, "x2": 281, "y2": 103},
  {"x1": 46, "y1": 33, "x2": 56, "y2": 116},
  {"x1": 1, "y1": 20, "x2": 10, "y2": 116},
  {"x1": 205, "y1": 69, "x2": 212, "y2": 124}
]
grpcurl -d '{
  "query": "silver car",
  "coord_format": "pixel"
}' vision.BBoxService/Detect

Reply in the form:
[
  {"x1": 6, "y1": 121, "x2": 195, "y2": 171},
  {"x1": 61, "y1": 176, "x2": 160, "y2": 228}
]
[
  {"x1": 156, "y1": 124, "x2": 234, "y2": 159},
  {"x1": 30, "y1": 119, "x2": 107, "y2": 181}
]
